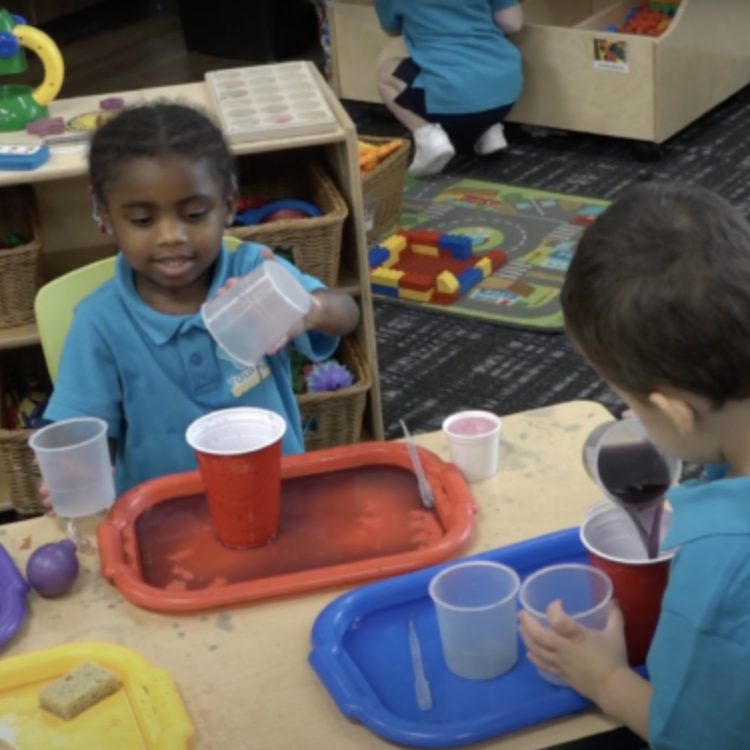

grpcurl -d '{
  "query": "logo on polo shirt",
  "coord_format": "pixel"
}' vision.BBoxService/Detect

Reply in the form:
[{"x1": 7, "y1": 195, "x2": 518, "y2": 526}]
[{"x1": 217, "y1": 346, "x2": 271, "y2": 398}]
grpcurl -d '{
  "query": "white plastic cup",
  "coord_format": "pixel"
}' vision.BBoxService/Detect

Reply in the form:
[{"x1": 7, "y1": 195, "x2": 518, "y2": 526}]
[
  {"x1": 519, "y1": 564, "x2": 613, "y2": 686},
  {"x1": 202, "y1": 260, "x2": 311, "y2": 366},
  {"x1": 442, "y1": 410, "x2": 502, "y2": 482},
  {"x1": 29, "y1": 418, "x2": 115, "y2": 518},
  {"x1": 429, "y1": 560, "x2": 521, "y2": 680}
]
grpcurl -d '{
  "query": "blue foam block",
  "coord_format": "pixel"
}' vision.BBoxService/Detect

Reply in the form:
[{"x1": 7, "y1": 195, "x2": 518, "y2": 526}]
[
  {"x1": 371, "y1": 283, "x2": 400, "y2": 298},
  {"x1": 438, "y1": 234, "x2": 473, "y2": 260},
  {"x1": 457, "y1": 267, "x2": 484, "y2": 294},
  {"x1": 368, "y1": 246, "x2": 390, "y2": 269}
]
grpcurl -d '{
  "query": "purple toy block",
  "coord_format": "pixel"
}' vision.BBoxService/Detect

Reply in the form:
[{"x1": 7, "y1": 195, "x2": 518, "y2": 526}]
[
  {"x1": 26, "y1": 117, "x2": 65, "y2": 137},
  {"x1": 100, "y1": 97, "x2": 125, "y2": 111}
]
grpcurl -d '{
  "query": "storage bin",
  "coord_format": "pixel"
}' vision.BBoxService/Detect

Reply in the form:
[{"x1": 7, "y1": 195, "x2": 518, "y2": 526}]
[
  {"x1": 0, "y1": 185, "x2": 43, "y2": 329},
  {"x1": 228, "y1": 160, "x2": 348, "y2": 288}
]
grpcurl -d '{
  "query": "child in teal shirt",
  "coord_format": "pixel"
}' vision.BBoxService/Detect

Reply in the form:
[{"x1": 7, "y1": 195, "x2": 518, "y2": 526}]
[
  {"x1": 520, "y1": 182, "x2": 750, "y2": 749},
  {"x1": 376, "y1": 0, "x2": 523, "y2": 177}
]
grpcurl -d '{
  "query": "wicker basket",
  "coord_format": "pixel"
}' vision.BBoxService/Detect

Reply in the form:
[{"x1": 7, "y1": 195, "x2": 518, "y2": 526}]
[
  {"x1": 228, "y1": 160, "x2": 348, "y2": 288},
  {"x1": 0, "y1": 185, "x2": 43, "y2": 329},
  {"x1": 297, "y1": 336, "x2": 372, "y2": 451},
  {"x1": 360, "y1": 136, "x2": 410, "y2": 243},
  {"x1": 0, "y1": 348, "x2": 46, "y2": 516}
]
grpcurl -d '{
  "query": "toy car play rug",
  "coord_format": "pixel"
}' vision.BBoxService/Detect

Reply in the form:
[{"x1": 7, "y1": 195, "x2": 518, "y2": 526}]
[{"x1": 371, "y1": 176, "x2": 609, "y2": 331}]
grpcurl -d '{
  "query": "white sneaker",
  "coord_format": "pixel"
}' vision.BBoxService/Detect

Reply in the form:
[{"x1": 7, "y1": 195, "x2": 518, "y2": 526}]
[
  {"x1": 474, "y1": 123, "x2": 508, "y2": 156},
  {"x1": 408, "y1": 124, "x2": 456, "y2": 177}
]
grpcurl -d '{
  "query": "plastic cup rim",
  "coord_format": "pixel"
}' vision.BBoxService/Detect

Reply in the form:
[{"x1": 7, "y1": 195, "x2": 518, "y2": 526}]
[
  {"x1": 428, "y1": 561, "x2": 521, "y2": 613},
  {"x1": 185, "y1": 407, "x2": 287, "y2": 456},
  {"x1": 518, "y1": 563, "x2": 614, "y2": 622},
  {"x1": 442, "y1": 410, "x2": 503, "y2": 440},
  {"x1": 580, "y1": 504, "x2": 677, "y2": 565},
  {"x1": 28, "y1": 416, "x2": 108, "y2": 454}
]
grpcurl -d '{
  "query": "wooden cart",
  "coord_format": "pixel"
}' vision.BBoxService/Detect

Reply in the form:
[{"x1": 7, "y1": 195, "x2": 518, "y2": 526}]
[{"x1": 328, "y1": 0, "x2": 750, "y2": 145}]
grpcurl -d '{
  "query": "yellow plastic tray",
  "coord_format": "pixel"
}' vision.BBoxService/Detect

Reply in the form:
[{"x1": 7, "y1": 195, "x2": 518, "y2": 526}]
[{"x1": 0, "y1": 642, "x2": 194, "y2": 749}]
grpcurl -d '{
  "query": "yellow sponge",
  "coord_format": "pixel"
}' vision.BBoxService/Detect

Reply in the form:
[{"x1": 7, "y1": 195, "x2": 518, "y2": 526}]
[
  {"x1": 39, "y1": 662, "x2": 121, "y2": 721},
  {"x1": 400, "y1": 288, "x2": 433, "y2": 302},
  {"x1": 412, "y1": 243, "x2": 439, "y2": 257}
]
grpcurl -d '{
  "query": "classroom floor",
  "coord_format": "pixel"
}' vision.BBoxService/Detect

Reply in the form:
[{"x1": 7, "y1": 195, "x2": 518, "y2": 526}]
[{"x1": 6, "y1": 7, "x2": 749, "y2": 746}]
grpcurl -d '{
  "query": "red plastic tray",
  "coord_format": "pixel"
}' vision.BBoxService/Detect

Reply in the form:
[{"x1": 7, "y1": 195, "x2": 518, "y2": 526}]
[{"x1": 97, "y1": 442, "x2": 477, "y2": 613}]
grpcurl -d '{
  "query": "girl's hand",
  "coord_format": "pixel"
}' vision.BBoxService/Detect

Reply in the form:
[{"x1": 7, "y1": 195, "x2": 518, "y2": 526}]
[
  {"x1": 518, "y1": 600, "x2": 630, "y2": 703},
  {"x1": 216, "y1": 248, "x2": 277, "y2": 297},
  {"x1": 39, "y1": 479, "x2": 55, "y2": 518}
]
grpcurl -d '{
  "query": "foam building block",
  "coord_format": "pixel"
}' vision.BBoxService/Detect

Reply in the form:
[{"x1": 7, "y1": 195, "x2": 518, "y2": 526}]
[
  {"x1": 475, "y1": 257, "x2": 492, "y2": 278},
  {"x1": 457, "y1": 267, "x2": 484, "y2": 294},
  {"x1": 368, "y1": 246, "x2": 390, "y2": 268},
  {"x1": 437, "y1": 271, "x2": 459, "y2": 294},
  {"x1": 399, "y1": 273, "x2": 434, "y2": 293},
  {"x1": 371, "y1": 267, "x2": 403, "y2": 288},
  {"x1": 438, "y1": 234, "x2": 474, "y2": 260}
]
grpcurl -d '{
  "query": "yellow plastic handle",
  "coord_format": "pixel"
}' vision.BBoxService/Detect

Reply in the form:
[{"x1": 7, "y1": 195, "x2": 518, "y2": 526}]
[{"x1": 13, "y1": 24, "x2": 65, "y2": 106}]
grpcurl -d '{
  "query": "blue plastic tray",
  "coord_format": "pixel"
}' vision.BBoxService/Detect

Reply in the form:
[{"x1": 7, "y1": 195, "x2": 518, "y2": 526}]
[
  {"x1": 310, "y1": 528, "x2": 645, "y2": 748},
  {"x1": 0, "y1": 542, "x2": 29, "y2": 648}
]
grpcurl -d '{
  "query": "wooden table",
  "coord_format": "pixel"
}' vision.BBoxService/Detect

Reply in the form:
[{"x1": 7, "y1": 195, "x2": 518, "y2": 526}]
[{"x1": 1, "y1": 401, "x2": 621, "y2": 750}]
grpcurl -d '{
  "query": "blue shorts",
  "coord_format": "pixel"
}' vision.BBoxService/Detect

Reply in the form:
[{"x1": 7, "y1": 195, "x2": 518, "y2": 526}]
[{"x1": 393, "y1": 57, "x2": 514, "y2": 148}]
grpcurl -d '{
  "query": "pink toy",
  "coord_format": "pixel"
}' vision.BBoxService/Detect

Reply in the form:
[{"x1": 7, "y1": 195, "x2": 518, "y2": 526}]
[
  {"x1": 100, "y1": 97, "x2": 125, "y2": 111},
  {"x1": 26, "y1": 117, "x2": 65, "y2": 136}
]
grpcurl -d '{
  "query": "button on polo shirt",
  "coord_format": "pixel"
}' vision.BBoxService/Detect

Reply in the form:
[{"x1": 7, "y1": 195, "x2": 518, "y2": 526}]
[{"x1": 46, "y1": 242, "x2": 338, "y2": 496}]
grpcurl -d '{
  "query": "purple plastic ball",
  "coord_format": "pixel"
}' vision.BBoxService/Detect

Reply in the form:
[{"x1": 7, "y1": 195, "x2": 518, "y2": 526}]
[{"x1": 26, "y1": 540, "x2": 79, "y2": 597}]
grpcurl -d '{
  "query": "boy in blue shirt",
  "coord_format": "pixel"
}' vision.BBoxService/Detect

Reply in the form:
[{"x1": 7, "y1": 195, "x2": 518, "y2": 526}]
[
  {"x1": 519, "y1": 182, "x2": 750, "y2": 748},
  {"x1": 41, "y1": 102, "x2": 359, "y2": 499},
  {"x1": 375, "y1": 0, "x2": 523, "y2": 177}
]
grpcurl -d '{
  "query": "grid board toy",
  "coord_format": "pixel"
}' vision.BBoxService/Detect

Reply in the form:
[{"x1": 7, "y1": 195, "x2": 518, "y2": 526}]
[{"x1": 206, "y1": 63, "x2": 337, "y2": 143}]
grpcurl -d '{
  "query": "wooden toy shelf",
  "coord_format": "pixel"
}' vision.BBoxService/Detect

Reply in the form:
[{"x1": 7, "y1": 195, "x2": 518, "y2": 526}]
[
  {"x1": 328, "y1": 0, "x2": 750, "y2": 144},
  {"x1": 0, "y1": 69, "x2": 383, "y2": 512}
]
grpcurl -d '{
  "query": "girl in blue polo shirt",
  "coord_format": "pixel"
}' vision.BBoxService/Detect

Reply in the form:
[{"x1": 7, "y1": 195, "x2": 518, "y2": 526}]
[
  {"x1": 375, "y1": 0, "x2": 524, "y2": 177},
  {"x1": 41, "y1": 101, "x2": 359, "y2": 499}
]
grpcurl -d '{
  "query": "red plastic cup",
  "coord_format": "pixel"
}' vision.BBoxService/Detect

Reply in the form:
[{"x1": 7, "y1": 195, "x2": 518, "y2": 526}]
[
  {"x1": 186, "y1": 408, "x2": 287, "y2": 549},
  {"x1": 580, "y1": 501, "x2": 675, "y2": 665}
]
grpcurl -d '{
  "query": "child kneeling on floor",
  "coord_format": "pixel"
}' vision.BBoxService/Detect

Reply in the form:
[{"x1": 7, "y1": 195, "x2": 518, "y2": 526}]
[
  {"x1": 40, "y1": 100, "x2": 359, "y2": 505},
  {"x1": 520, "y1": 181, "x2": 750, "y2": 749},
  {"x1": 375, "y1": 0, "x2": 523, "y2": 177}
]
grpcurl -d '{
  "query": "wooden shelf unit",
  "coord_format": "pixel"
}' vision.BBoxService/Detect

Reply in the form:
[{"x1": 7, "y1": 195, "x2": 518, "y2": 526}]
[
  {"x1": 328, "y1": 0, "x2": 750, "y2": 144},
  {"x1": 0, "y1": 67, "x2": 383, "y2": 513}
]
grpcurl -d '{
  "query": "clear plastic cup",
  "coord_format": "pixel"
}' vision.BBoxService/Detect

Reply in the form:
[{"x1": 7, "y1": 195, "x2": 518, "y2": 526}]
[
  {"x1": 442, "y1": 410, "x2": 502, "y2": 483},
  {"x1": 429, "y1": 560, "x2": 520, "y2": 680},
  {"x1": 202, "y1": 260, "x2": 311, "y2": 366},
  {"x1": 186, "y1": 407, "x2": 287, "y2": 549},
  {"x1": 29, "y1": 417, "x2": 115, "y2": 518},
  {"x1": 582, "y1": 418, "x2": 681, "y2": 508},
  {"x1": 519, "y1": 563, "x2": 613, "y2": 686}
]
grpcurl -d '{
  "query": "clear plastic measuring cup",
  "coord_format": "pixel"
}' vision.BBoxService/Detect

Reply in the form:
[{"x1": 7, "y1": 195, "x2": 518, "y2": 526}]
[
  {"x1": 429, "y1": 560, "x2": 520, "y2": 680},
  {"x1": 29, "y1": 417, "x2": 115, "y2": 518},
  {"x1": 519, "y1": 563, "x2": 613, "y2": 686},
  {"x1": 202, "y1": 260, "x2": 311, "y2": 366},
  {"x1": 582, "y1": 418, "x2": 681, "y2": 507}
]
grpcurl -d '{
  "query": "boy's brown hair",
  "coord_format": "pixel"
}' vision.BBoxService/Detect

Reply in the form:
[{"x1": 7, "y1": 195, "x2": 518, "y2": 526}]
[{"x1": 561, "y1": 181, "x2": 750, "y2": 406}]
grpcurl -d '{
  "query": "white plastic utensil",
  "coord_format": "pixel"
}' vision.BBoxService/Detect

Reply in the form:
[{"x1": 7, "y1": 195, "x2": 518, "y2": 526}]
[
  {"x1": 400, "y1": 420, "x2": 435, "y2": 509},
  {"x1": 409, "y1": 618, "x2": 432, "y2": 711}
]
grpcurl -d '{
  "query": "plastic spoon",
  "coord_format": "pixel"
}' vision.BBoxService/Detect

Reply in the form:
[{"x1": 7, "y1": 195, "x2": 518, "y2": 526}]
[
  {"x1": 400, "y1": 420, "x2": 435, "y2": 509},
  {"x1": 409, "y1": 618, "x2": 432, "y2": 711}
]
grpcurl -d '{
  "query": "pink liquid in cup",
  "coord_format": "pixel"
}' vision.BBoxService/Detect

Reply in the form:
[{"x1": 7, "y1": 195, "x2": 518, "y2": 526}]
[{"x1": 448, "y1": 416, "x2": 498, "y2": 437}]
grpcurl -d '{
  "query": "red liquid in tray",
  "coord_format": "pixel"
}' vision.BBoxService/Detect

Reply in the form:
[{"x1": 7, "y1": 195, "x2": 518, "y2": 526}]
[
  {"x1": 449, "y1": 415, "x2": 497, "y2": 437},
  {"x1": 135, "y1": 465, "x2": 445, "y2": 591}
]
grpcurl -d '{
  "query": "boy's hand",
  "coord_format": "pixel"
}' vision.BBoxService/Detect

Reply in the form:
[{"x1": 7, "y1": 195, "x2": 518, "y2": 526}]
[
  {"x1": 518, "y1": 600, "x2": 630, "y2": 703},
  {"x1": 39, "y1": 478, "x2": 55, "y2": 518},
  {"x1": 215, "y1": 248, "x2": 321, "y2": 356}
]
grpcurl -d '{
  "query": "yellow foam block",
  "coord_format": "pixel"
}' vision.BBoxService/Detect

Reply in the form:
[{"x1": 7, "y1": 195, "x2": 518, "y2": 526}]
[
  {"x1": 437, "y1": 271, "x2": 459, "y2": 294},
  {"x1": 412, "y1": 243, "x2": 439, "y2": 257},
  {"x1": 476, "y1": 257, "x2": 492, "y2": 278},
  {"x1": 371, "y1": 267, "x2": 404, "y2": 288},
  {"x1": 381, "y1": 235, "x2": 408, "y2": 254},
  {"x1": 399, "y1": 288, "x2": 433, "y2": 303}
]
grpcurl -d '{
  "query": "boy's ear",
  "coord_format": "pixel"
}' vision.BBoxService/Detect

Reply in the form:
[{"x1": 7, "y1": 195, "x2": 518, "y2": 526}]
[
  {"x1": 224, "y1": 194, "x2": 237, "y2": 228},
  {"x1": 649, "y1": 391, "x2": 697, "y2": 436}
]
